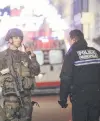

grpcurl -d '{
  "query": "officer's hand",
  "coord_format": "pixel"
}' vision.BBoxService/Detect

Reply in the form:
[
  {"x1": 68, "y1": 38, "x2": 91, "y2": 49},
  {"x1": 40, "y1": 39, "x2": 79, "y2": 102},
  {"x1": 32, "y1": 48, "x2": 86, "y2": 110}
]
[{"x1": 58, "y1": 100, "x2": 68, "y2": 108}]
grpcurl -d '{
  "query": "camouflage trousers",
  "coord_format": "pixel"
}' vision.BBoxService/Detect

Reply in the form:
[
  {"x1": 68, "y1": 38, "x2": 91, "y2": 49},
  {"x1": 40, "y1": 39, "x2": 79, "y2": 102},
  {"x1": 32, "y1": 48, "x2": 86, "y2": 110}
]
[{"x1": 3, "y1": 94, "x2": 33, "y2": 121}]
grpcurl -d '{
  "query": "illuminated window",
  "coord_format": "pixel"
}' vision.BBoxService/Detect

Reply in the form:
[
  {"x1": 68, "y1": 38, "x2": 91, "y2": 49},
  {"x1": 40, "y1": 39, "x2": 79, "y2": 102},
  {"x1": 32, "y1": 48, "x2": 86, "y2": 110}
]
[
  {"x1": 49, "y1": 50, "x2": 63, "y2": 64},
  {"x1": 33, "y1": 51, "x2": 44, "y2": 65}
]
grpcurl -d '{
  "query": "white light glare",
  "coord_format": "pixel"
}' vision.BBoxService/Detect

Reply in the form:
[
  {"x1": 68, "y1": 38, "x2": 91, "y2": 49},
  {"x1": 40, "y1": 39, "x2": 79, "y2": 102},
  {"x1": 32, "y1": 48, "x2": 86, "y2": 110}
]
[{"x1": 0, "y1": 0, "x2": 69, "y2": 31}]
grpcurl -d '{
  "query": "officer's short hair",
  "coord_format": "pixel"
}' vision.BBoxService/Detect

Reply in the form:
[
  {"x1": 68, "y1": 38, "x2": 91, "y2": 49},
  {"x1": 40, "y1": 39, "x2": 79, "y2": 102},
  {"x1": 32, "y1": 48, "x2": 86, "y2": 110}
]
[
  {"x1": 69, "y1": 29, "x2": 84, "y2": 41},
  {"x1": 23, "y1": 41, "x2": 34, "y2": 48}
]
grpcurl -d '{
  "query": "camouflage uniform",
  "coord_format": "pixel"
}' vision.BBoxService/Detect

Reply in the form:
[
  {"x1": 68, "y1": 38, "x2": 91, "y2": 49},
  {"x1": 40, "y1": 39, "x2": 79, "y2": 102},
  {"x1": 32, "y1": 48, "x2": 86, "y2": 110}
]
[{"x1": 0, "y1": 28, "x2": 40, "y2": 121}]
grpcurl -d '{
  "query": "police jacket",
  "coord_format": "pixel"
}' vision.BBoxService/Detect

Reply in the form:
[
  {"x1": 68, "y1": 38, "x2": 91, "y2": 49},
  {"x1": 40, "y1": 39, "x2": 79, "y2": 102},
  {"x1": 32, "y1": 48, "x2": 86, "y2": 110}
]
[{"x1": 60, "y1": 39, "x2": 100, "y2": 102}]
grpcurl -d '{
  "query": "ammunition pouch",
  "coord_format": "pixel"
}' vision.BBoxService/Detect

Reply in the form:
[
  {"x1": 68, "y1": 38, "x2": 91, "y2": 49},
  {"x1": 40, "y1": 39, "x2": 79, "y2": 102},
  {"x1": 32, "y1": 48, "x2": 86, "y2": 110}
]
[
  {"x1": 4, "y1": 97, "x2": 20, "y2": 120},
  {"x1": 16, "y1": 63, "x2": 35, "y2": 90},
  {"x1": 2, "y1": 75, "x2": 17, "y2": 96},
  {"x1": 22, "y1": 77, "x2": 34, "y2": 89},
  {"x1": 21, "y1": 65, "x2": 30, "y2": 77}
]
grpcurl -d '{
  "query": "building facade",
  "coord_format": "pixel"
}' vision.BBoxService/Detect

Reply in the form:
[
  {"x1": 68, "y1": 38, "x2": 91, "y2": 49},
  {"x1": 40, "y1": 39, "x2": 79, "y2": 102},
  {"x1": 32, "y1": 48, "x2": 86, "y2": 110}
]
[
  {"x1": 51, "y1": 0, "x2": 100, "y2": 50},
  {"x1": 71, "y1": 0, "x2": 100, "y2": 50}
]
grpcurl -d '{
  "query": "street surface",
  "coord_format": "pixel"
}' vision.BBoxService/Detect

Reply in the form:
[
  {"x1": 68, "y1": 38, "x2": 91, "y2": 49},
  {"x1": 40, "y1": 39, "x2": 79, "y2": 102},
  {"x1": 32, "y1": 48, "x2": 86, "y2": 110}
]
[{"x1": 32, "y1": 95, "x2": 72, "y2": 121}]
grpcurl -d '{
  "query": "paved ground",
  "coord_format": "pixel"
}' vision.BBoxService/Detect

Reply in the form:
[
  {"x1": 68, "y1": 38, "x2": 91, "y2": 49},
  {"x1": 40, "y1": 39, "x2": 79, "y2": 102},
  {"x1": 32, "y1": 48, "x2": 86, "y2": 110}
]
[{"x1": 32, "y1": 95, "x2": 72, "y2": 121}]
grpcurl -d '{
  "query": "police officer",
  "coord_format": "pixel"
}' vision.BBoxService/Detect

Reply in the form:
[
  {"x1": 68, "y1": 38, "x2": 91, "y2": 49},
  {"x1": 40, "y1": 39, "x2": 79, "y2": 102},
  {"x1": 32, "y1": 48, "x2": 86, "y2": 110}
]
[
  {"x1": 0, "y1": 28, "x2": 40, "y2": 121},
  {"x1": 58, "y1": 29, "x2": 100, "y2": 121}
]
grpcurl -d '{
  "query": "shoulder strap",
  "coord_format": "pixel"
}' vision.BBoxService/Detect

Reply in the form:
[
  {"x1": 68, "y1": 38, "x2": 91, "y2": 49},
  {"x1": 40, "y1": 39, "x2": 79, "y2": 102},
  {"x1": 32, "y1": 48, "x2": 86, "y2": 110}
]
[{"x1": 6, "y1": 49, "x2": 17, "y2": 77}]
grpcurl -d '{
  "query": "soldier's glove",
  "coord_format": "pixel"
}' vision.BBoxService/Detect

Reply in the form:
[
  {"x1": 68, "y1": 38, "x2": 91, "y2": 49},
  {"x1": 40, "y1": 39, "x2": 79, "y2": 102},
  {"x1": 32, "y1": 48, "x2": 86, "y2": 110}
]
[
  {"x1": 32, "y1": 101, "x2": 40, "y2": 107},
  {"x1": 26, "y1": 51, "x2": 31, "y2": 55},
  {"x1": 58, "y1": 100, "x2": 68, "y2": 108}
]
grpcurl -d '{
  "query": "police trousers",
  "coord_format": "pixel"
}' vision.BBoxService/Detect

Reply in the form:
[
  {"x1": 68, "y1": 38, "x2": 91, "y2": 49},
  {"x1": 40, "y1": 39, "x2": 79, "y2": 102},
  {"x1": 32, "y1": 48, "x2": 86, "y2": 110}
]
[
  {"x1": 72, "y1": 100, "x2": 100, "y2": 121},
  {"x1": 71, "y1": 89, "x2": 100, "y2": 121},
  {"x1": 3, "y1": 93, "x2": 33, "y2": 121}
]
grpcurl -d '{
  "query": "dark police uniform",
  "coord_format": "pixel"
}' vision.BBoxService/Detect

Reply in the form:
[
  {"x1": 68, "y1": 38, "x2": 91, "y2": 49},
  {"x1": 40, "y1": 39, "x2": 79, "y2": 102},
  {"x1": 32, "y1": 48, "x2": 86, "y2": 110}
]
[{"x1": 60, "y1": 39, "x2": 100, "y2": 121}]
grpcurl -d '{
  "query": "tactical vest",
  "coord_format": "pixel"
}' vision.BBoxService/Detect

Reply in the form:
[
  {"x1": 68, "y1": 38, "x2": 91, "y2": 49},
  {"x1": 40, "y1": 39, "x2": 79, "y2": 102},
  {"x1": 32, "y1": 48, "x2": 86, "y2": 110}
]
[{"x1": 1, "y1": 49, "x2": 34, "y2": 96}]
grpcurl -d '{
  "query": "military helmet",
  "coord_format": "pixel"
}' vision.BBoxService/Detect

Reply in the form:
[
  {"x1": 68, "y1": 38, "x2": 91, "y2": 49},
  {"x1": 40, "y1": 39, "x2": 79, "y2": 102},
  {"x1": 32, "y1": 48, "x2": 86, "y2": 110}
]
[{"x1": 5, "y1": 28, "x2": 23, "y2": 41}]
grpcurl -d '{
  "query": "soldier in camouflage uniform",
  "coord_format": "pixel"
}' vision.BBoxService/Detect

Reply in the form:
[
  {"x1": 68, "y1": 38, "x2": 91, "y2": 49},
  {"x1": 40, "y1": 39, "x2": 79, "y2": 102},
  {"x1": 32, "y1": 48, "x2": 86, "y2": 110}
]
[{"x1": 0, "y1": 28, "x2": 40, "y2": 121}]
